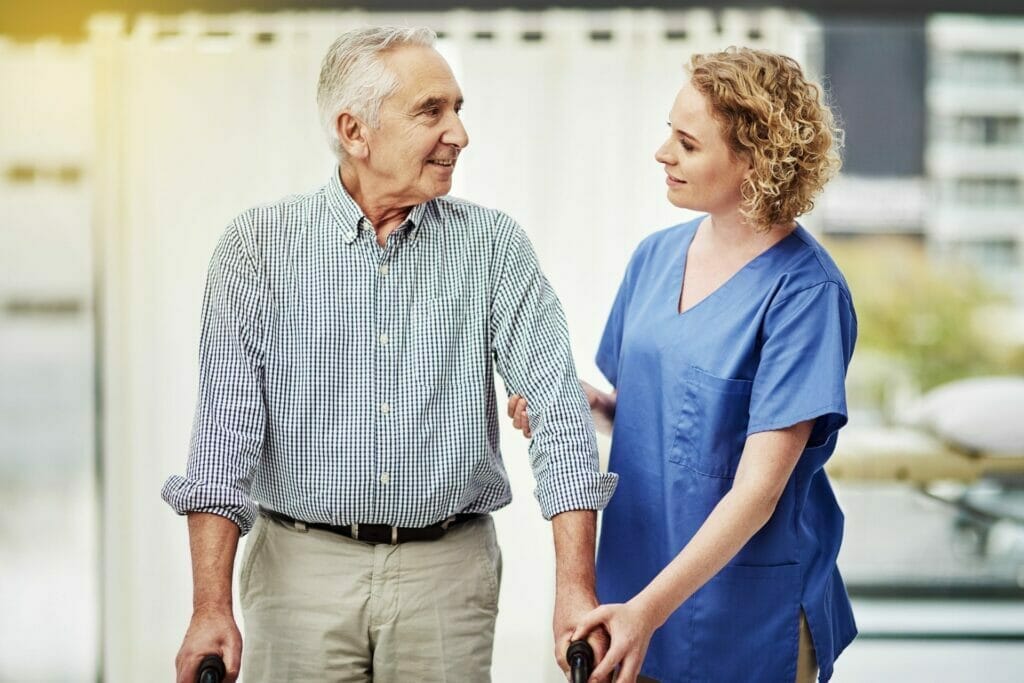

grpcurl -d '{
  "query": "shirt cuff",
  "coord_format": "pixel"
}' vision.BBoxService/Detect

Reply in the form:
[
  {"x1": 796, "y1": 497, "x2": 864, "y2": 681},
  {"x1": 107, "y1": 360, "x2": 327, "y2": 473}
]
[
  {"x1": 161, "y1": 475, "x2": 257, "y2": 535},
  {"x1": 534, "y1": 469, "x2": 619, "y2": 520}
]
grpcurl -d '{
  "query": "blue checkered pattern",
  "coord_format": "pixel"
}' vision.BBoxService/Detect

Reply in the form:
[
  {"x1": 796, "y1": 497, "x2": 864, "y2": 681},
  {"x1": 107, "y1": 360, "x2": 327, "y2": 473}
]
[{"x1": 162, "y1": 169, "x2": 617, "y2": 534}]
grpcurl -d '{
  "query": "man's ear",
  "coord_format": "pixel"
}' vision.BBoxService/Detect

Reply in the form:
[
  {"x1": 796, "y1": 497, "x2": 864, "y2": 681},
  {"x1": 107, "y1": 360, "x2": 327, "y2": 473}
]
[{"x1": 337, "y1": 111, "x2": 369, "y2": 160}]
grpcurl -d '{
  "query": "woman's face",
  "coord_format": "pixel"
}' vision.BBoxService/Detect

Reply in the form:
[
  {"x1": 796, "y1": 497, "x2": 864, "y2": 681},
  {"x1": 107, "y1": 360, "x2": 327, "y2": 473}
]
[{"x1": 655, "y1": 80, "x2": 751, "y2": 215}]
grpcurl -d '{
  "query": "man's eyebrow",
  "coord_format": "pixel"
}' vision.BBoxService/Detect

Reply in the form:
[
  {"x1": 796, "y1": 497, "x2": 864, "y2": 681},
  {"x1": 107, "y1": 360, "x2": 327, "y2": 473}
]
[{"x1": 413, "y1": 95, "x2": 464, "y2": 111}]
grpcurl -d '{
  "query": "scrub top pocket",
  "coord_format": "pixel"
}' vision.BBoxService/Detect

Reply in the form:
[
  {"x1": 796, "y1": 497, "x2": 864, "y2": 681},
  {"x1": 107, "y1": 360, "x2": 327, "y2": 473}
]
[{"x1": 669, "y1": 366, "x2": 752, "y2": 479}]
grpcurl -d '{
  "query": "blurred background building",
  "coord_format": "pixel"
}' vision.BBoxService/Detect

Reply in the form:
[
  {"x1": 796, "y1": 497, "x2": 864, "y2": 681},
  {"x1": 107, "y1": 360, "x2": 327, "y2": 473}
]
[
  {"x1": 2, "y1": 3, "x2": 1023, "y2": 682},
  {"x1": 821, "y1": 14, "x2": 1024, "y2": 298},
  {"x1": 927, "y1": 15, "x2": 1024, "y2": 301}
]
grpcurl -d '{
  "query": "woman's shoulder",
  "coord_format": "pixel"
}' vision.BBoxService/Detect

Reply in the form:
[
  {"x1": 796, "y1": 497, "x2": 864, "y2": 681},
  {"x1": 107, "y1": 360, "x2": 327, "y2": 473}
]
[{"x1": 775, "y1": 225, "x2": 853, "y2": 298}]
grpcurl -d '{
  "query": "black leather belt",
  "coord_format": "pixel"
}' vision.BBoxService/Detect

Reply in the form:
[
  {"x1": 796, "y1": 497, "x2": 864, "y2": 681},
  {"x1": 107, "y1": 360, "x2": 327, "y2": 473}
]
[{"x1": 261, "y1": 508, "x2": 483, "y2": 545}]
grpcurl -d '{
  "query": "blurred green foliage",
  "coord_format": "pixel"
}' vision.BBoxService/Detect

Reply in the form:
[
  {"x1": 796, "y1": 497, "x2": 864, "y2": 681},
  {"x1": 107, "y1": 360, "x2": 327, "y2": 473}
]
[{"x1": 826, "y1": 237, "x2": 1024, "y2": 393}]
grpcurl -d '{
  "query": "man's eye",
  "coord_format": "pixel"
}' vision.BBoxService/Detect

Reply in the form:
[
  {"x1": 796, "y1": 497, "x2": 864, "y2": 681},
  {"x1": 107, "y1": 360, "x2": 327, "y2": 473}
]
[
  {"x1": 424, "y1": 107, "x2": 441, "y2": 117},
  {"x1": 681, "y1": 140, "x2": 694, "y2": 152}
]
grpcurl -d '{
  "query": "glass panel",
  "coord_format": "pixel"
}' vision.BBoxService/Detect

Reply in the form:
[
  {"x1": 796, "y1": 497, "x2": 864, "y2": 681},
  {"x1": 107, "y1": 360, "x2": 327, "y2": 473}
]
[{"x1": 0, "y1": 43, "x2": 99, "y2": 681}]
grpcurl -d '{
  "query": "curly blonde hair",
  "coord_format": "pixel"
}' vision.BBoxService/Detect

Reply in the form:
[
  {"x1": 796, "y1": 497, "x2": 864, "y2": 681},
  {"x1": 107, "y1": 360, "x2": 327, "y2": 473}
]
[{"x1": 688, "y1": 47, "x2": 843, "y2": 230}]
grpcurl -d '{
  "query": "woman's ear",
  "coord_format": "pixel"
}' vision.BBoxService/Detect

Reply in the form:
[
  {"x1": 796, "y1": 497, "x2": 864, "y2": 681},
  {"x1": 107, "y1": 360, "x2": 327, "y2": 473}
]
[{"x1": 742, "y1": 156, "x2": 755, "y2": 182}]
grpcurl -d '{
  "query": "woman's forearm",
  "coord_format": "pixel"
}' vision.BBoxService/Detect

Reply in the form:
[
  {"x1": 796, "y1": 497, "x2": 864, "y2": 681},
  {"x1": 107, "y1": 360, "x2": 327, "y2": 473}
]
[
  {"x1": 634, "y1": 484, "x2": 776, "y2": 627},
  {"x1": 596, "y1": 391, "x2": 617, "y2": 424},
  {"x1": 632, "y1": 424, "x2": 810, "y2": 627},
  {"x1": 582, "y1": 381, "x2": 616, "y2": 436}
]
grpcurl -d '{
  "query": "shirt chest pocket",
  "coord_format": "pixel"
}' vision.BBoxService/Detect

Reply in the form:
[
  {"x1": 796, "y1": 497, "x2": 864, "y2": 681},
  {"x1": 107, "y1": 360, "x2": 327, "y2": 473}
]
[{"x1": 669, "y1": 366, "x2": 753, "y2": 479}]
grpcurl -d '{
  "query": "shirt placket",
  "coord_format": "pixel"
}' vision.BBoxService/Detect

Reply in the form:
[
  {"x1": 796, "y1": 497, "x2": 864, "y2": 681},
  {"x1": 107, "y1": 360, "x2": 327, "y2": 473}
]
[{"x1": 371, "y1": 225, "x2": 401, "y2": 523}]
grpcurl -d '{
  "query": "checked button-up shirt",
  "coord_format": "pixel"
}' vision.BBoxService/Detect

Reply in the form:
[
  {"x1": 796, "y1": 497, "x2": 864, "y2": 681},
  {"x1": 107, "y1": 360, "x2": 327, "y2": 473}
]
[{"x1": 162, "y1": 169, "x2": 617, "y2": 534}]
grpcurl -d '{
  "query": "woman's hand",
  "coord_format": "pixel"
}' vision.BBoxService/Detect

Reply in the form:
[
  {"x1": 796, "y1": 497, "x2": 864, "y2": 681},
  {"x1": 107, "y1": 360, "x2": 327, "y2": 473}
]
[
  {"x1": 581, "y1": 380, "x2": 615, "y2": 436},
  {"x1": 506, "y1": 381, "x2": 616, "y2": 440},
  {"x1": 507, "y1": 394, "x2": 532, "y2": 438},
  {"x1": 570, "y1": 599, "x2": 659, "y2": 683}
]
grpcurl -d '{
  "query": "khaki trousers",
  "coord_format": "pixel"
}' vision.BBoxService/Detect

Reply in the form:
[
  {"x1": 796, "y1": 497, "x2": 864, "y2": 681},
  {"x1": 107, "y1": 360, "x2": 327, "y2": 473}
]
[
  {"x1": 239, "y1": 513, "x2": 502, "y2": 682},
  {"x1": 795, "y1": 611, "x2": 818, "y2": 683}
]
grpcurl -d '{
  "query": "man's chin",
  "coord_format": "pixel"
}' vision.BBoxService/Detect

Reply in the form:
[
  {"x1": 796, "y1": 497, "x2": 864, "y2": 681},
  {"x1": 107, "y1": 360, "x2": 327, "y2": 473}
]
[{"x1": 412, "y1": 178, "x2": 454, "y2": 202}]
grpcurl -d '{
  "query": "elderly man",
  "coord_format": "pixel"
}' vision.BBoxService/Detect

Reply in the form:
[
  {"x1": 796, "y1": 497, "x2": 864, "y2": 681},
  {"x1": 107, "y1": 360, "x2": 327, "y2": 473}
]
[{"x1": 162, "y1": 26, "x2": 616, "y2": 683}]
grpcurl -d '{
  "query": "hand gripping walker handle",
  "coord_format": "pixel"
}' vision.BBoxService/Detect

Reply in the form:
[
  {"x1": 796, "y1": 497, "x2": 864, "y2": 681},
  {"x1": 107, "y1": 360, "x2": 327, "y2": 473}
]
[
  {"x1": 197, "y1": 654, "x2": 226, "y2": 683},
  {"x1": 567, "y1": 639, "x2": 595, "y2": 683}
]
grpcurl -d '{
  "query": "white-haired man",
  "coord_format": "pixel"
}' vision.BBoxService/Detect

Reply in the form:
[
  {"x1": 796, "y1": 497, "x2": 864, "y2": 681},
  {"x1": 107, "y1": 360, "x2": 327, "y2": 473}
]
[{"x1": 163, "y1": 26, "x2": 616, "y2": 683}]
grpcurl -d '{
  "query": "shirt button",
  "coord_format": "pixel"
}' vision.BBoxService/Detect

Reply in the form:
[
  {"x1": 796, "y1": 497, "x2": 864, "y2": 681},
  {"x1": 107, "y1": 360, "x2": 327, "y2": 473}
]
[
  {"x1": 379, "y1": 472, "x2": 390, "y2": 485},
  {"x1": 378, "y1": 264, "x2": 389, "y2": 276},
  {"x1": 379, "y1": 402, "x2": 390, "y2": 414},
  {"x1": 379, "y1": 333, "x2": 389, "y2": 345}
]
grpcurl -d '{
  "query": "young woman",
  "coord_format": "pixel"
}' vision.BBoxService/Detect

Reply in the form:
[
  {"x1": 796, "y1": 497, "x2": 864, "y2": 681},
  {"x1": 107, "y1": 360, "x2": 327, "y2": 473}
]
[{"x1": 510, "y1": 48, "x2": 856, "y2": 682}]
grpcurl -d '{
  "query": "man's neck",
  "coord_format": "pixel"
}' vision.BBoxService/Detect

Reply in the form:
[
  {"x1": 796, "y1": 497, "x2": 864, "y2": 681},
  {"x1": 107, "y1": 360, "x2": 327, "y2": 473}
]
[{"x1": 339, "y1": 166, "x2": 413, "y2": 246}]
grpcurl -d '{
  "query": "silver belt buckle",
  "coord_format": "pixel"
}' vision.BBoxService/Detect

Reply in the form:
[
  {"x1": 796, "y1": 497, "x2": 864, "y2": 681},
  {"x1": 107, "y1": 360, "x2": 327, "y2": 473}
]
[
  {"x1": 350, "y1": 522, "x2": 359, "y2": 540},
  {"x1": 391, "y1": 526, "x2": 398, "y2": 544}
]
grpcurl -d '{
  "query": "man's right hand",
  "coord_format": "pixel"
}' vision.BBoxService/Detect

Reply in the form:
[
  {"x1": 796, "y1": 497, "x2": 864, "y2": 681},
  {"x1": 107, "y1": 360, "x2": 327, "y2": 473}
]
[{"x1": 175, "y1": 605, "x2": 242, "y2": 683}]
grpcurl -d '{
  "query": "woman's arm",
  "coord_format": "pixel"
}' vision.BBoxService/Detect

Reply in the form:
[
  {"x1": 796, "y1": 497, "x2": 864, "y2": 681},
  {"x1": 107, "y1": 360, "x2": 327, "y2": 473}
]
[
  {"x1": 581, "y1": 381, "x2": 616, "y2": 436},
  {"x1": 507, "y1": 380, "x2": 616, "y2": 438},
  {"x1": 573, "y1": 419, "x2": 814, "y2": 682}
]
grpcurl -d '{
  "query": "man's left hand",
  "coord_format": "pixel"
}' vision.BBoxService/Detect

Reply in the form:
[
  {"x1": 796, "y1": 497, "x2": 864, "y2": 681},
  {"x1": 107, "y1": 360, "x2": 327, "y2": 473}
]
[{"x1": 553, "y1": 584, "x2": 610, "y2": 681}]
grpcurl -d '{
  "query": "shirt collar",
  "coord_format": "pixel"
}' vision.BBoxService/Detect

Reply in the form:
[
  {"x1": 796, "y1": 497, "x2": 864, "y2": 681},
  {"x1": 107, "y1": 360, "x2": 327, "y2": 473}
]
[{"x1": 326, "y1": 167, "x2": 430, "y2": 245}]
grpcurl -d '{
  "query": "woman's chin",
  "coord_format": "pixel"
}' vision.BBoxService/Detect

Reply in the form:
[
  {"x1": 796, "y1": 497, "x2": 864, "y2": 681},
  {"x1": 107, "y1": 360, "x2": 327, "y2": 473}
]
[{"x1": 666, "y1": 192, "x2": 697, "y2": 211}]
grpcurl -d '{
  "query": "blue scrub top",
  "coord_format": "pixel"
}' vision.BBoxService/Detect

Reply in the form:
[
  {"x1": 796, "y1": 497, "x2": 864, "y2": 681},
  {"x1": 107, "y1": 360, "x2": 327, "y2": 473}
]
[{"x1": 595, "y1": 217, "x2": 858, "y2": 683}]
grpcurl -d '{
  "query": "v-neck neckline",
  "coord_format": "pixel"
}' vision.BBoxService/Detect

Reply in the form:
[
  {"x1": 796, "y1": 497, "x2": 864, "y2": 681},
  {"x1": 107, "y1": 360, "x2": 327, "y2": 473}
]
[{"x1": 676, "y1": 222, "x2": 800, "y2": 317}]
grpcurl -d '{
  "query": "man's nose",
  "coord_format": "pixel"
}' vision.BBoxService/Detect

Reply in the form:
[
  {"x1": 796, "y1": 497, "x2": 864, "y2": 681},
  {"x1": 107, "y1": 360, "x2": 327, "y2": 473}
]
[{"x1": 444, "y1": 114, "x2": 469, "y2": 150}]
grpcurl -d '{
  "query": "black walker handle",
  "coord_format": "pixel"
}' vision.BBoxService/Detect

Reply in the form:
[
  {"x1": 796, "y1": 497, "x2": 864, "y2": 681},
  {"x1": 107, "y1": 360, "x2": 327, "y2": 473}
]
[
  {"x1": 567, "y1": 639, "x2": 595, "y2": 683},
  {"x1": 197, "y1": 654, "x2": 226, "y2": 683}
]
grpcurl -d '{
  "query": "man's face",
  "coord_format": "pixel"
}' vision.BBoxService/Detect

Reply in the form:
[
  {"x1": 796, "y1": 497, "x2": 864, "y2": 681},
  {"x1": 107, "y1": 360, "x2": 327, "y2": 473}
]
[{"x1": 363, "y1": 46, "x2": 469, "y2": 207}]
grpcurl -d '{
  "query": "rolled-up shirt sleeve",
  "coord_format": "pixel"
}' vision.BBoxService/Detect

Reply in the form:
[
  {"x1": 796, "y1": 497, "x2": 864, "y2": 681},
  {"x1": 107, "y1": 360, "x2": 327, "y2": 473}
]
[
  {"x1": 161, "y1": 220, "x2": 267, "y2": 534},
  {"x1": 489, "y1": 214, "x2": 618, "y2": 519}
]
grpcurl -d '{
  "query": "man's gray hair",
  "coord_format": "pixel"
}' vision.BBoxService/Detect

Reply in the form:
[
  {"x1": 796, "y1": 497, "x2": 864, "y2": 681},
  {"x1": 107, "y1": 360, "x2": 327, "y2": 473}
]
[{"x1": 317, "y1": 26, "x2": 437, "y2": 162}]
